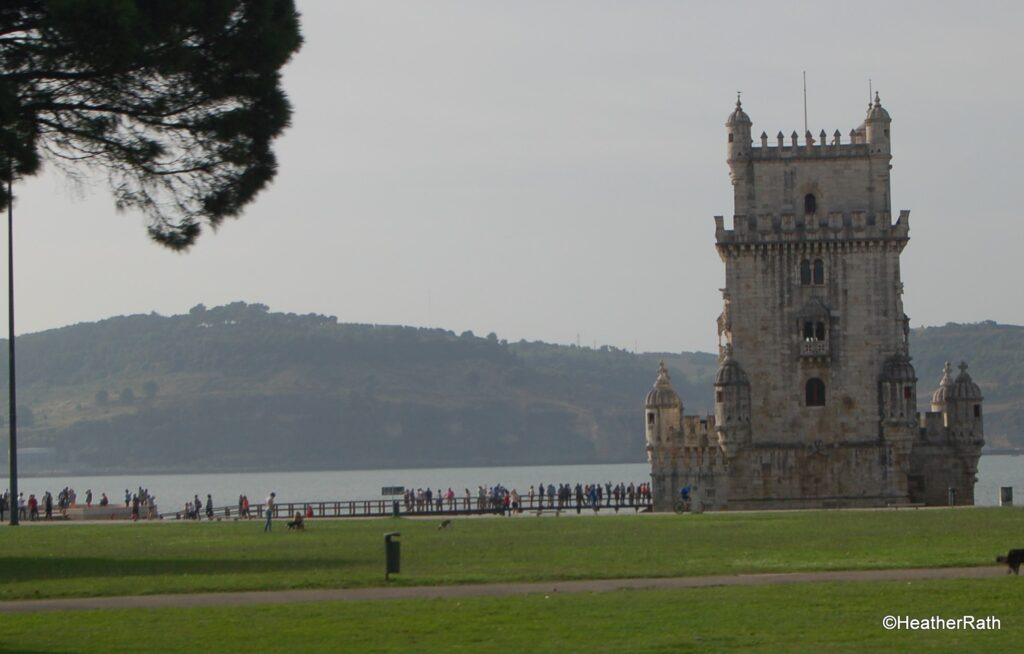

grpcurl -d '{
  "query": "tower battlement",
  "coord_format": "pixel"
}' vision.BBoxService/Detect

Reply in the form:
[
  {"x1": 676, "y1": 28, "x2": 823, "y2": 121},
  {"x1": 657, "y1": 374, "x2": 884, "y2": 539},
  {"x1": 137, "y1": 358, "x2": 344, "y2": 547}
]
[{"x1": 714, "y1": 209, "x2": 909, "y2": 246}]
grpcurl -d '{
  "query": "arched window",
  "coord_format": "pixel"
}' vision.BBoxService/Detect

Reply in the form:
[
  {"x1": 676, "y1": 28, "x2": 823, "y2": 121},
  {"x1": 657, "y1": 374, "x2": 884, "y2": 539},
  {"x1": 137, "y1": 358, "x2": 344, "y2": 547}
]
[
  {"x1": 803, "y1": 321, "x2": 814, "y2": 339},
  {"x1": 812, "y1": 259, "x2": 824, "y2": 285},
  {"x1": 647, "y1": 412, "x2": 655, "y2": 426},
  {"x1": 815, "y1": 321, "x2": 826, "y2": 341},
  {"x1": 805, "y1": 378, "x2": 826, "y2": 406},
  {"x1": 804, "y1": 193, "x2": 816, "y2": 214},
  {"x1": 800, "y1": 260, "x2": 811, "y2": 285}
]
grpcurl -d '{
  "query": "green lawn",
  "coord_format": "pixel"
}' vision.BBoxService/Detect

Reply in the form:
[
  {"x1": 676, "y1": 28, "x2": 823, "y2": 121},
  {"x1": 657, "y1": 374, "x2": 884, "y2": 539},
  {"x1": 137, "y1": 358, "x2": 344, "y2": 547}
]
[
  {"x1": 0, "y1": 578, "x2": 1019, "y2": 653},
  {"x1": 0, "y1": 507, "x2": 1021, "y2": 600}
]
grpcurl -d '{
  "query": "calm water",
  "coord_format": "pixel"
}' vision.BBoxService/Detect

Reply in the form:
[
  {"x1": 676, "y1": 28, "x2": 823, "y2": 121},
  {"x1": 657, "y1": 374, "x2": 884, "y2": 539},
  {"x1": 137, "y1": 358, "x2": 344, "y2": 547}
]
[{"x1": 2, "y1": 456, "x2": 1021, "y2": 511}]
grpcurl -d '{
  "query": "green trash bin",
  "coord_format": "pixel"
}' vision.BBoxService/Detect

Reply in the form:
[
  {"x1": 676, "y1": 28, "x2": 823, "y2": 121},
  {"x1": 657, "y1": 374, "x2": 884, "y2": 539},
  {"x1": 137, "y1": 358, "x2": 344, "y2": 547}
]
[{"x1": 385, "y1": 532, "x2": 401, "y2": 580}]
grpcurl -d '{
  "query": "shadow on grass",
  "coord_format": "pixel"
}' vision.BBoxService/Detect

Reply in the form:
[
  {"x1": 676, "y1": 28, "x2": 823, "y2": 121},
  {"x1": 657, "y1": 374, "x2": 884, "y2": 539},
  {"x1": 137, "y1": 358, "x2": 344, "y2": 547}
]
[{"x1": 0, "y1": 556, "x2": 358, "y2": 583}]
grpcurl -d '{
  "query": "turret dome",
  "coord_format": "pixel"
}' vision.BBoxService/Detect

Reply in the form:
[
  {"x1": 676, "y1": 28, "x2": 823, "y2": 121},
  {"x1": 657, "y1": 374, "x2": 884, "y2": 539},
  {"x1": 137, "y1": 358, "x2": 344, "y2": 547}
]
[
  {"x1": 931, "y1": 361, "x2": 955, "y2": 405},
  {"x1": 931, "y1": 361, "x2": 981, "y2": 404},
  {"x1": 866, "y1": 92, "x2": 891, "y2": 122},
  {"x1": 645, "y1": 361, "x2": 682, "y2": 408},
  {"x1": 952, "y1": 362, "x2": 982, "y2": 401},
  {"x1": 714, "y1": 346, "x2": 750, "y2": 386},
  {"x1": 725, "y1": 95, "x2": 751, "y2": 127},
  {"x1": 882, "y1": 354, "x2": 916, "y2": 382}
]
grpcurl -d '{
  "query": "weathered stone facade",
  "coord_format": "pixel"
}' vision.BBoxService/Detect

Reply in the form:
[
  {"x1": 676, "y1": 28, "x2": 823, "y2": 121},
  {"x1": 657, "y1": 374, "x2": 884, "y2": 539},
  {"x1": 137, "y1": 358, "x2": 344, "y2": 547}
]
[{"x1": 646, "y1": 96, "x2": 984, "y2": 511}]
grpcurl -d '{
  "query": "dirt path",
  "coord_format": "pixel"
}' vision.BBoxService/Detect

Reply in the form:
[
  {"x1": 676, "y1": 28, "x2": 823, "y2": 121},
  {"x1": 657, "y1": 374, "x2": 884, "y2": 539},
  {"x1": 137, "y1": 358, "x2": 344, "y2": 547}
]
[{"x1": 0, "y1": 566, "x2": 1007, "y2": 614}]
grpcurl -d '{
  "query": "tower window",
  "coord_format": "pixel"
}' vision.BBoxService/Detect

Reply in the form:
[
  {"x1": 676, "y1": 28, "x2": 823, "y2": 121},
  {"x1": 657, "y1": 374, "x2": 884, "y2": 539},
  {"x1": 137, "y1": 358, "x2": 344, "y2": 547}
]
[
  {"x1": 647, "y1": 412, "x2": 655, "y2": 426},
  {"x1": 804, "y1": 193, "x2": 817, "y2": 214},
  {"x1": 806, "y1": 378, "x2": 826, "y2": 406},
  {"x1": 728, "y1": 133, "x2": 734, "y2": 143},
  {"x1": 716, "y1": 391, "x2": 724, "y2": 403},
  {"x1": 815, "y1": 321, "x2": 826, "y2": 340},
  {"x1": 903, "y1": 385, "x2": 912, "y2": 400},
  {"x1": 812, "y1": 259, "x2": 825, "y2": 285},
  {"x1": 974, "y1": 404, "x2": 982, "y2": 418},
  {"x1": 800, "y1": 260, "x2": 811, "y2": 285}
]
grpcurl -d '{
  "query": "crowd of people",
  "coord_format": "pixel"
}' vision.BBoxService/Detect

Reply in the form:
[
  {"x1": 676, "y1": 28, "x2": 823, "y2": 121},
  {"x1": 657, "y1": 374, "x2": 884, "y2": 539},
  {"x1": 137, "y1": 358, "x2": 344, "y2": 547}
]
[
  {"x1": 0, "y1": 486, "x2": 123, "y2": 521},
  {"x1": 398, "y1": 481, "x2": 652, "y2": 515}
]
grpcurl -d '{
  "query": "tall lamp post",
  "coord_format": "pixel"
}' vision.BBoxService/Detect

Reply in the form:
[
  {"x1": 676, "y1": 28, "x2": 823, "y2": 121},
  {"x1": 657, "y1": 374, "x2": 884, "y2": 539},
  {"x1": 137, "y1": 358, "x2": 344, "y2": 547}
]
[{"x1": 7, "y1": 163, "x2": 16, "y2": 526}]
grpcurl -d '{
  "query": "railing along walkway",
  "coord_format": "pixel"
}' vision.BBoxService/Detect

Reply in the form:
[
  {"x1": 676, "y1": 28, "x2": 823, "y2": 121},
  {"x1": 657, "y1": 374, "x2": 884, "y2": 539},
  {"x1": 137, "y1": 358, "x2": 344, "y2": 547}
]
[{"x1": 159, "y1": 496, "x2": 652, "y2": 520}]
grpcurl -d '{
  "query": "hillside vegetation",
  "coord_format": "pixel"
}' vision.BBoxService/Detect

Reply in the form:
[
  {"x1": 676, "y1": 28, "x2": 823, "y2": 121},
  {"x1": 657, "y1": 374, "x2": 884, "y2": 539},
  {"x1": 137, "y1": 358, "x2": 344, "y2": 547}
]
[{"x1": 0, "y1": 303, "x2": 1018, "y2": 474}]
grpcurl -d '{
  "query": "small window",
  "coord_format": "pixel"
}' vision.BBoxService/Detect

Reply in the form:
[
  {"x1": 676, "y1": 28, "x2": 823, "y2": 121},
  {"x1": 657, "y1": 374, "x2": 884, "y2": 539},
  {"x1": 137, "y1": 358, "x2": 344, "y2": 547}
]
[
  {"x1": 804, "y1": 193, "x2": 817, "y2": 214},
  {"x1": 974, "y1": 404, "x2": 981, "y2": 418},
  {"x1": 812, "y1": 259, "x2": 824, "y2": 285},
  {"x1": 716, "y1": 391, "x2": 724, "y2": 403},
  {"x1": 815, "y1": 321, "x2": 826, "y2": 341},
  {"x1": 728, "y1": 133, "x2": 734, "y2": 143},
  {"x1": 903, "y1": 385, "x2": 912, "y2": 400},
  {"x1": 800, "y1": 260, "x2": 811, "y2": 285},
  {"x1": 647, "y1": 413, "x2": 655, "y2": 426},
  {"x1": 803, "y1": 321, "x2": 814, "y2": 339},
  {"x1": 806, "y1": 378, "x2": 826, "y2": 406}
]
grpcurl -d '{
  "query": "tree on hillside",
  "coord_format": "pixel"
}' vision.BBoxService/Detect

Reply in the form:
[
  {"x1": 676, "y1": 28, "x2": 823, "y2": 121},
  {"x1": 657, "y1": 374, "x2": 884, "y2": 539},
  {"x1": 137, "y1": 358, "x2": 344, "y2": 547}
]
[{"x1": 0, "y1": 0, "x2": 303, "y2": 248}]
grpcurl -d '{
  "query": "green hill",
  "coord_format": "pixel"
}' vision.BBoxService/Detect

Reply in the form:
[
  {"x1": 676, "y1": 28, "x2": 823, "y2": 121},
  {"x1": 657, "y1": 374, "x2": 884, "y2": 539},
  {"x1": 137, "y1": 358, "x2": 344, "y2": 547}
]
[{"x1": 0, "y1": 303, "x2": 1018, "y2": 475}]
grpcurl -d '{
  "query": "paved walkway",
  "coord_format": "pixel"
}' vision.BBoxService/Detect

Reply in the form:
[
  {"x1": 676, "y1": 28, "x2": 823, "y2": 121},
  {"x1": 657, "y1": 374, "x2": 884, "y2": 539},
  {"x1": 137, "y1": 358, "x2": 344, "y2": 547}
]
[{"x1": 0, "y1": 566, "x2": 1007, "y2": 614}]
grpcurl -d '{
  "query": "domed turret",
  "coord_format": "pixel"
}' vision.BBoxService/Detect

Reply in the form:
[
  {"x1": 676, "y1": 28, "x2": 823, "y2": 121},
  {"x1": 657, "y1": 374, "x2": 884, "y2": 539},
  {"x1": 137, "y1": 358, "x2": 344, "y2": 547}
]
[
  {"x1": 932, "y1": 361, "x2": 984, "y2": 433},
  {"x1": 713, "y1": 346, "x2": 751, "y2": 450},
  {"x1": 930, "y1": 361, "x2": 955, "y2": 408},
  {"x1": 646, "y1": 361, "x2": 681, "y2": 409},
  {"x1": 952, "y1": 362, "x2": 983, "y2": 401},
  {"x1": 880, "y1": 354, "x2": 917, "y2": 423},
  {"x1": 726, "y1": 94, "x2": 752, "y2": 162},
  {"x1": 864, "y1": 92, "x2": 891, "y2": 155},
  {"x1": 725, "y1": 95, "x2": 751, "y2": 127},
  {"x1": 644, "y1": 361, "x2": 682, "y2": 454},
  {"x1": 714, "y1": 352, "x2": 750, "y2": 386}
]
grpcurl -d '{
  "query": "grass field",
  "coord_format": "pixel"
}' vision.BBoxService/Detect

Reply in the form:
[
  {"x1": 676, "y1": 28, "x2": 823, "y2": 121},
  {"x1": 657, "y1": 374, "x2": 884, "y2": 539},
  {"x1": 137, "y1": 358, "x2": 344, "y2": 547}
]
[
  {"x1": 1, "y1": 507, "x2": 1021, "y2": 600},
  {"x1": 0, "y1": 578, "x2": 1019, "y2": 653}
]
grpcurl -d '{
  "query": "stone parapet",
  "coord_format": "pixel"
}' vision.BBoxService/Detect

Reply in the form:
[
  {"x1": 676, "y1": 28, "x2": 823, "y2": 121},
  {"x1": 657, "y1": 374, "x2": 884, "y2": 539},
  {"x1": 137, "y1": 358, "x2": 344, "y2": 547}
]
[{"x1": 714, "y1": 210, "x2": 909, "y2": 247}]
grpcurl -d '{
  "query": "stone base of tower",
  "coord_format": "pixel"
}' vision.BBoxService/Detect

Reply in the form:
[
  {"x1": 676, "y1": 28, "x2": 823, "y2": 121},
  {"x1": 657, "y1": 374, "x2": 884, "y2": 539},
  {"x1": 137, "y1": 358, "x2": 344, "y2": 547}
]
[{"x1": 650, "y1": 439, "x2": 916, "y2": 512}]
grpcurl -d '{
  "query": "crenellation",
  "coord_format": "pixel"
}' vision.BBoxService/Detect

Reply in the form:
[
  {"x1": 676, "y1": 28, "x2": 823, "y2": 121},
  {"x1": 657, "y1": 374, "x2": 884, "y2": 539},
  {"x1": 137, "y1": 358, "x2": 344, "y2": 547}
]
[{"x1": 648, "y1": 95, "x2": 982, "y2": 511}]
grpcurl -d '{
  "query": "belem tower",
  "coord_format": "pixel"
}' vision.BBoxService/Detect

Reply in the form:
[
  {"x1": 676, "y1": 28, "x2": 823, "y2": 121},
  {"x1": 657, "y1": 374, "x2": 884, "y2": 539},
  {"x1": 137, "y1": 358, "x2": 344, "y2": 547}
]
[{"x1": 645, "y1": 95, "x2": 984, "y2": 511}]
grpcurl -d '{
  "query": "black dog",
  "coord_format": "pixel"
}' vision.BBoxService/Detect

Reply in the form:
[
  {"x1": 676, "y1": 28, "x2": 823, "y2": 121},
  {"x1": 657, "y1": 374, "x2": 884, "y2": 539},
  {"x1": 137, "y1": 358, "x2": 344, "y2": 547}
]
[
  {"x1": 995, "y1": 549, "x2": 1023, "y2": 575},
  {"x1": 287, "y1": 514, "x2": 305, "y2": 531},
  {"x1": 438, "y1": 519, "x2": 452, "y2": 530}
]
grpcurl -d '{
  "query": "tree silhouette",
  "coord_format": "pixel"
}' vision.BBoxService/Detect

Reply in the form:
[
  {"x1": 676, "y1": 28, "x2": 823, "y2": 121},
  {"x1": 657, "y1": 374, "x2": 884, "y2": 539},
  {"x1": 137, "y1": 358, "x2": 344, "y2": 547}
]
[{"x1": 0, "y1": 1, "x2": 303, "y2": 248}]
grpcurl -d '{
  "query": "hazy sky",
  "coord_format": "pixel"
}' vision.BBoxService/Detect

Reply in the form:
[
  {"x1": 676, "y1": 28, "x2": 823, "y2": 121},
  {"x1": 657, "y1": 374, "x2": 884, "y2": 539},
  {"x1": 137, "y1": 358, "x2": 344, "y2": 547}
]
[{"x1": 3, "y1": 1, "x2": 1022, "y2": 353}]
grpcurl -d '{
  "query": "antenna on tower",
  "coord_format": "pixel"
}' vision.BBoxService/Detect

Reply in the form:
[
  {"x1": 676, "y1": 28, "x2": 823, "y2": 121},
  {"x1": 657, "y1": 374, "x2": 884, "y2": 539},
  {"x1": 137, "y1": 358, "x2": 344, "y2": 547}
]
[
  {"x1": 803, "y1": 71, "x2": 808, "y2": 135},
  {"x1": 869, "y1": 78, "x2": 873, "y2": 106}
]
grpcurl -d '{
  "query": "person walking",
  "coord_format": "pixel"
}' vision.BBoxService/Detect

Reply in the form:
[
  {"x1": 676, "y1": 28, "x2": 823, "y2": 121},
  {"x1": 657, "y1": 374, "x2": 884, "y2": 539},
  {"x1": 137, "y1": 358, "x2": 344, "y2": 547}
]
[{"x1": 264, "y1": 492, "x2": 276, "y2": 532}]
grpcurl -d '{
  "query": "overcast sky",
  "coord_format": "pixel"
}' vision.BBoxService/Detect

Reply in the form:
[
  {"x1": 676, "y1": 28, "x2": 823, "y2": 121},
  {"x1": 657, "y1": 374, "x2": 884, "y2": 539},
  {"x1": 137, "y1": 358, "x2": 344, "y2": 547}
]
[{"x1": 3, "y1": 1, "x2": 1022, "y2": 353}]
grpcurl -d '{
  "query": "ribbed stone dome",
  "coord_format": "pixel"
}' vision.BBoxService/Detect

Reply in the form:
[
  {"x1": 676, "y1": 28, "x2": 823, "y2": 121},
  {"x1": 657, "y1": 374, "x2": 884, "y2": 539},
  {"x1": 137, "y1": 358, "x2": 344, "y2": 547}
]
[
  {"x1": 881, "y1": 355, "x2": 916, "y2": 382},
  {"x1": 866, "y1": 92, "x2": 891, "y2": 122},
  {"x1": 645, "y1": 361, "x2": 681, "y2": 408},
  {"x1": 714, "y1": 346, "x2": 749, "y2": 386},
  {"x1": 726, "y1": 96, "x2": 751, "y2": 126},
  {"x1": 952, "y1": 362, "x2": 983, "y2": 401},
  {"x1": 932, "y1": 361, "x2": 983, "y2": 405}
]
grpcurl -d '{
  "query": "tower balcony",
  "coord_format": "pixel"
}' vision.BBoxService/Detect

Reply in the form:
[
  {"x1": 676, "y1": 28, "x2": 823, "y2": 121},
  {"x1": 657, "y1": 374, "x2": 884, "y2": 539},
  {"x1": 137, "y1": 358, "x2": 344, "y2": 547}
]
[{"x1": 800, "y1": 339, "x2": 830, "y2": 361}]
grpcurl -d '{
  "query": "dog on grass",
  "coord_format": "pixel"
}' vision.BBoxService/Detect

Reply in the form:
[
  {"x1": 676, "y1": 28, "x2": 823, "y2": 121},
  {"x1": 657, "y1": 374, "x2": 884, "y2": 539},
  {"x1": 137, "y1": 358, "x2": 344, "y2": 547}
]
[
  {"x1": 287, "y1": 513, "x2": 305, "y2": 531},
  {"x1": 438, "y1": 519, "x2": 452, "y2": 530},
  {"x1": 996, "y1": 549, "x2": 1023, "y2": 575}
]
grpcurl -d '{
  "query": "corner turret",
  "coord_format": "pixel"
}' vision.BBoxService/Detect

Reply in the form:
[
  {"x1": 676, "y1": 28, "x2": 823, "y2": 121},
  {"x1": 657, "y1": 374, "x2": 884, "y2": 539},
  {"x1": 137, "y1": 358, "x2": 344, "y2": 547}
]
[
  {"x1": 864, "y1": 92, "x2": 891, "y2": 156},
  {"x1": 645, "y1": 361, "x2": 682, "y2": 457},
  {"x1": 726, "y1": 94, "x2": 752, "y2": 162}
]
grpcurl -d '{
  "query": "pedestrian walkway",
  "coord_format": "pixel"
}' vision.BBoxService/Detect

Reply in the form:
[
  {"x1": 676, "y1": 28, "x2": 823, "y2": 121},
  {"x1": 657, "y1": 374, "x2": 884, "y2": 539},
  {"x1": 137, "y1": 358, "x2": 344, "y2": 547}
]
[{"x1": 0, "y1": 565, "x2": 1004, "y2": 614}]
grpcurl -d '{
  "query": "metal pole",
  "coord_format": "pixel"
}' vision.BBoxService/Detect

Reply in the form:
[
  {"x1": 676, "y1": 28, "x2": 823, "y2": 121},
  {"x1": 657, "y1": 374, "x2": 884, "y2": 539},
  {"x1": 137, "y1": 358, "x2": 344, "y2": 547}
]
[{"x1": 7, "y1": 160, "x2": 16, "y2": 525}]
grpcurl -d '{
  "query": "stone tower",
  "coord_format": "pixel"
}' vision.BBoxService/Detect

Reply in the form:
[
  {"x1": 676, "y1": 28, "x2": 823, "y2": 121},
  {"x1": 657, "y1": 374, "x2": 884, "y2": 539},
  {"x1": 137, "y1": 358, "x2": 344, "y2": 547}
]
[{"x1": 645, "y1": 95, "x2": 983, "y2": 510}]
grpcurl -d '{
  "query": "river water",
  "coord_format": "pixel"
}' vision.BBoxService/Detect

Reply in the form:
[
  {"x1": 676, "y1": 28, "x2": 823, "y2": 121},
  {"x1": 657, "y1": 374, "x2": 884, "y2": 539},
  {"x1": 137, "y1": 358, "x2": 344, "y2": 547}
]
[{"x1": 2, "y1": 456, "x2": 1021, "y2": 512}]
